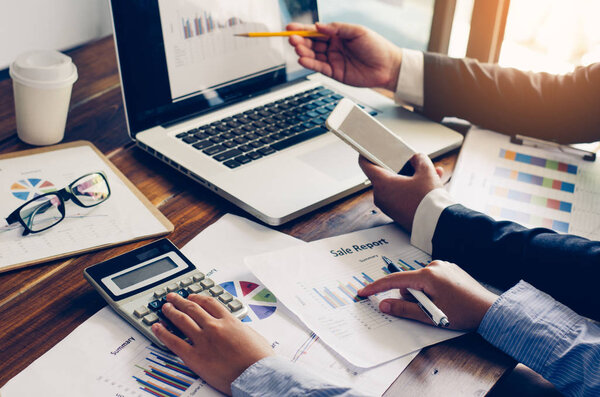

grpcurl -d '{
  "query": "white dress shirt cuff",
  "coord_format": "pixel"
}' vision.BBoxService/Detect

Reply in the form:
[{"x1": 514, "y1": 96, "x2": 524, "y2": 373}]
[
  {"x1": 410, "y1": 188, "x2": 456, "y2": 254},
  {"x1": 394, "y1": 49, "x2": 424, "y2": 107}
]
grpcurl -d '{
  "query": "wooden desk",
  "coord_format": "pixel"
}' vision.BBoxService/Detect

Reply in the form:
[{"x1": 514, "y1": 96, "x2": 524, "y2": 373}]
[{"x1": 0, "y1": 37, "x2": 515, "y2": 396}]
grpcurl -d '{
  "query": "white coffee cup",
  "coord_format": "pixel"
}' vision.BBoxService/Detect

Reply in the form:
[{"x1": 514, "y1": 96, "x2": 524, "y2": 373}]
[{"x1": 9, "y1": 50, "x2": 78, "y2": 146}]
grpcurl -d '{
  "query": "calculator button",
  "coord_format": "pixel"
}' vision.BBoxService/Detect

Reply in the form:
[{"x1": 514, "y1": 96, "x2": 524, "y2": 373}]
[
  {"x1": 167, "y1": 283, "x2": 179, "y2": 293},
  {"x1": 209, "y1": 285, "x2": 224, "y2": 296},
  {"x1": 180, "y1": 277, "x2": 194, "y2": 287},
  {"x1": 218, "y1": 292, "x2": 233, "y2": 304},
  {"x1": 187, "y1": 284, "x2": 203, "y2": 294},
  {"x1": 148, "y1": 299, "x2": 163, "y2": 311},
  {"x1": 228, "y1": 299, "x2": 243, "y2": 312},
  {"x1": 142, "y1": 313, "x2": 159, "y2": 325},
  {"x1": 133, "y1": 306, "x2": 150, "y2": 318},
  {"x1": 177, "y1": 289, "x2": 190, "y2": 298},
  {"x1": 192, "y1": 273, "x2": 205, "y2": 282},
  {"x1": 153, "y1": 288, "x2": 167, "y2": 299},
  {"x1": 200, "y1": 278, "x2": 215, "y2": 289}
]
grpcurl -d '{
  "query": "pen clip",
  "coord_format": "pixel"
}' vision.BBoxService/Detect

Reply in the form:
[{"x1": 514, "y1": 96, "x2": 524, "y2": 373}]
[
  {"x1": 511, "y1": 134, "x2": 596, "y2": 162},
  {"x1": 417, "y1": 302, "x2": 450, "y2": 328}
]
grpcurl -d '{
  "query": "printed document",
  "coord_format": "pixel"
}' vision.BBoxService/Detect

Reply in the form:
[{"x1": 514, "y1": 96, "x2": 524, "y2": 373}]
[
  {"x1": 0, "y1": 145, "x2": 169, "y2": 271},
  {"x1": 450, "y1": 128, "x2": 600, "y2": 240},
  {"x1": 246, "y1": 224, "x2": 463, "y2": 369},
  {"x1": 1, "y1": 215, "x2": 416, "y2": 397}
]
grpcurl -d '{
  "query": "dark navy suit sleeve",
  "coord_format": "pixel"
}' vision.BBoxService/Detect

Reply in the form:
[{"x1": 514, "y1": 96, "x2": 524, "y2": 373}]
[{"x1": 431, "y1": 204, "x2": 600, "y2": 321}]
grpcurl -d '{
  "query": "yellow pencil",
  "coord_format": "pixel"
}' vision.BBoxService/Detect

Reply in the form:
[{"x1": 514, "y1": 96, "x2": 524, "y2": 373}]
[{"x1": 234, "y1": 31, "x2": 327, "y2": 38}]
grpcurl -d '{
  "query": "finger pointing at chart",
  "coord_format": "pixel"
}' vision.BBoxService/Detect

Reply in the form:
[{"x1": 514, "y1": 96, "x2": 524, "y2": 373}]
[{"x1": 358, "y1": 261, "x2": 499, "y2": 331}]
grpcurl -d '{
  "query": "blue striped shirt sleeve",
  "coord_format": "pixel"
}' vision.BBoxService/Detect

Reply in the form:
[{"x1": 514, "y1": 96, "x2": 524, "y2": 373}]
[
  {"x1": 231, "y1": 356, "x2": 370, "y2": 397},
  {"x1": 478, "y1": 280, "x2": 600, "y2": 396}
]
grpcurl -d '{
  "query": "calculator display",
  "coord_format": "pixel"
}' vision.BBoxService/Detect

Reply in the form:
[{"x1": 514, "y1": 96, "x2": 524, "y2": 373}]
[{"x1": 112, "y1": 257, "x2": 177, "y2": 289}]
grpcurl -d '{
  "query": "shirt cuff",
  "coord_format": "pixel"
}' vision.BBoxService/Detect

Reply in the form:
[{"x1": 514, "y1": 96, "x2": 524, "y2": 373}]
[
  {"x1": 410, "y1": 188, "x2": 456, "y2": 254},
  {"x1": 478, "y1": 280, "x2": 582, "y2": 375},
  {"x1": 231, "y1": 355, "x2": 358, "y2": 397},
  {"x1": 394, "y1": 49, "x2": 424, "y2": 107}
]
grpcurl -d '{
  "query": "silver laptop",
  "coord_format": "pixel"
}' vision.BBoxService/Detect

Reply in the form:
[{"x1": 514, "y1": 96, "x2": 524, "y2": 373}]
[{"x1": 109, "y1": 0, "x2": 463, "y2": 225}]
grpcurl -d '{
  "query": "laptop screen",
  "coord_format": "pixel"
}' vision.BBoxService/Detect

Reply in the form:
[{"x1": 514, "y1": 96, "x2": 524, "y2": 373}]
[{"x1": 110, "y1": 0, "x2": 318, "y2": 136}]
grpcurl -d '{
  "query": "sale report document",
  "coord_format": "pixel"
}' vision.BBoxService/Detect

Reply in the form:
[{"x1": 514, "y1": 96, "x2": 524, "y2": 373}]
[
  {"x1": 449, "y1": 128, "x2": 600, "y2": 240},
  {"x1": 246, "y1": 224, "x2": 463, "y2": 369},
  {"x1": 1, "y1": 215, "x2": 416, "y2": 397}
]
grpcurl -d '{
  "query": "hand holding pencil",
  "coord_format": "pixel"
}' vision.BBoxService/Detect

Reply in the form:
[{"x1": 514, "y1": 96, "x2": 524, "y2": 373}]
[
  {"x1": 284, "y1": 22, "x2": 404, "y2": 91},
  {"x1": 235, "y1": 30, "x2": 327, "y2": 38}
]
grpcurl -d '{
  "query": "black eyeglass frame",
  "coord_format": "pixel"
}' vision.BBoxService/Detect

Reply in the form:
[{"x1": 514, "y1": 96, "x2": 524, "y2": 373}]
[{"x1": 5, "y1": 172, "x2": 111, "y2": 236}]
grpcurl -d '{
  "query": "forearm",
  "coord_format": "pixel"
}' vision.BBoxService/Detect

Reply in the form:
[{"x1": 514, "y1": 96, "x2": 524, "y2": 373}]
[
  {"x1": 422, "y1": 53, "x2": 600, "y2": 144},
  {"x1": 431, "y1": 204, "x2": 600, "y2": 321},
  {"x1": 232, "y1": 356, "x2": 368, "y2": 397},
  {"x1": 479, "y1": 281, "x2": 600, "y2": 396}
]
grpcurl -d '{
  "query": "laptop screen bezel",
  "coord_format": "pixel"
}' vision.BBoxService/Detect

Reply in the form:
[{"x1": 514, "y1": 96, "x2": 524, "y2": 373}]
[{"x1": 109, "y1": 0, "x2": 319, "y2": 138}]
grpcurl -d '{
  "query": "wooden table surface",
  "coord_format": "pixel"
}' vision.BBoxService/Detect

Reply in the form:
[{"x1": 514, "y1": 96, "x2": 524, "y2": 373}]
[{"x1": 0, "y1": 36, "x2": 515, "y2": 396}]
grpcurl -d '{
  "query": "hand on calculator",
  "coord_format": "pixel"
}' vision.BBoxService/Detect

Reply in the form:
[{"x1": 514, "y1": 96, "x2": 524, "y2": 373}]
[{"x1": 152, "y1": 292, "x2": 274, "y2": 395}]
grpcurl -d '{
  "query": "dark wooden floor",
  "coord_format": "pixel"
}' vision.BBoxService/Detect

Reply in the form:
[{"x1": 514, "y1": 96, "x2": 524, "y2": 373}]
[{"x1": 0, "y1": 36, "x2": 515, "y2": 396}]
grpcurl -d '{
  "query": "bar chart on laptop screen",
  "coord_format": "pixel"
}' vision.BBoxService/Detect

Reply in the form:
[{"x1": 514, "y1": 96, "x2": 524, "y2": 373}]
[
  {"x1": 158, "y1": 0, "x2": 286, "y2": 101},
  {"x1": 449, "y1": 128, "x2": 600, "y2": 240}
]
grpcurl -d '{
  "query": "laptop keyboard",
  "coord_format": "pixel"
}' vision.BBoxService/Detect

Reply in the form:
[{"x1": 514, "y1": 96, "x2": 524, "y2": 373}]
[{"x1": 175, "y1": 86, "x2": 378, "y2": 169}]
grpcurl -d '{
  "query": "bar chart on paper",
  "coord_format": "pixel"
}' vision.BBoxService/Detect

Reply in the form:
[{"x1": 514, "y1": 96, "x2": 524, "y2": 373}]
[
  {"x1": 246, "y1": 223, "x2": 461, "y2": 368},
  {"x1": 450, "y1": 128, "x2": 600, "y2": 240},
  {"x1": 309, "y1": 257, "x2": 427, "y2": 310},
  {"x1": 97, "y1": 344, "x2": 210, "y2": 397},
  {"x1": 295, "y1": 248, "x2": 430, "y2": 340}
]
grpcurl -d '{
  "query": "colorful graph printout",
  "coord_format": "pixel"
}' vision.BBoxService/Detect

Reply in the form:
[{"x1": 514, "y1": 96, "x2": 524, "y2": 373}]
[
  {"x1": 219, "y1": 281, "x2": 277, "y2": 322},
  {"x1": 10, "y1": 178, "x2": 55, "y2": 201},
  {"x1": 312, "y1": 259, "x2": 426, "y2": 310},
  {"x1": 488, "y1": 206, "x2": 570, "y2": 232},
  {"x1": 499, "y1": 149, "x2": 578, "y2": 175},
  {"x1": 490, "y1": 186, "x2": 573, "y2": 213},
  {"x1": 494, "y1": 167, "x2": 575, "y2": 193},
  {"x1": 134, "y1": 346, "x2": 198, "y2": 397}
]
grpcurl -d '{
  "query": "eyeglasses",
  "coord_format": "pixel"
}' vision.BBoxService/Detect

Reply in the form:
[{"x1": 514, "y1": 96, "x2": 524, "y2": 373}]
[{"x1": 5, "y1": 172, "x2": 111, "y2": 236}]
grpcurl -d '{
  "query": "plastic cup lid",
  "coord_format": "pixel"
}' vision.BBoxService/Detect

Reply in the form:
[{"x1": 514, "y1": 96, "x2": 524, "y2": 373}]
[{"x1": 9, "y1": 50, "x2": 78, "y2": 89}]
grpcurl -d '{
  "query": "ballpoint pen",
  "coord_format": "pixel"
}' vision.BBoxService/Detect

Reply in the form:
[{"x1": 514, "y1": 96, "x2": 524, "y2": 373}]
[
  {"x1": 382, "y1": 256, "x2": 450, "y2": 327},
  {"x1": 511, "y1": 134, "x2": 596, "y2": 162}
]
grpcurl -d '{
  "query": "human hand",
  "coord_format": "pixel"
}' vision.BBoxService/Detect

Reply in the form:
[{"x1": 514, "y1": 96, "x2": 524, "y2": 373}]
[
  {"x1": 151, "y1": 293, "x2": 274, "y2": 395},
  {"x1": 358, "y1": 260, "x2": 498, "y2": 331},
  {"x1": 359, "y1": 153, "x2": 444, "y2": 232},
  {"x1": 286, "y1": 22, "x2": 402, "y2": 91}
]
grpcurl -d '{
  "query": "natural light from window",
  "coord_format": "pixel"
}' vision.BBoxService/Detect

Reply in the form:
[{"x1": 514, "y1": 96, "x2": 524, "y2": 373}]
[{"x1": 499, "y1": 0, "x2": 600, "y2": 73}]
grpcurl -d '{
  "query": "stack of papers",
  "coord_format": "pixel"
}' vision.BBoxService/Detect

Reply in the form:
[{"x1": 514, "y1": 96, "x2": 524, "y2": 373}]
[{"x1": 1, "y1": 215, "x2": 416, "y2": 397}]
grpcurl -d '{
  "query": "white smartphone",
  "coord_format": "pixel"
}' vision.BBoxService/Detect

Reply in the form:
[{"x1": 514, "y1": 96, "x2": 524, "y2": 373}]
[{"x1": 326, "y1": 98, "x2": 416, "y2": 175}]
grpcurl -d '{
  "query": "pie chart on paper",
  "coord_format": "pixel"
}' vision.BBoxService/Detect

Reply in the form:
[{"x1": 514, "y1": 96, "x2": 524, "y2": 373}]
[
  {"x1": 10, "y1": 178, "x2": 56, "y2": 201},
  {"x1": 219, "y1": 281, "x2": 277, "y2": 322}
]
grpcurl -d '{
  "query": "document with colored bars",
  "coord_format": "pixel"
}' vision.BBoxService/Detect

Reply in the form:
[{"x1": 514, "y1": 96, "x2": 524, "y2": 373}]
[
  {"x1": 246, "y1": 223, "x2": 463, "y2": 369},
  {"x1": 449, "y1": 128, "x2": 600, "y2": 240},
  {"x1": 1, "y1": 215, "x2": 416, "y2": 397}
]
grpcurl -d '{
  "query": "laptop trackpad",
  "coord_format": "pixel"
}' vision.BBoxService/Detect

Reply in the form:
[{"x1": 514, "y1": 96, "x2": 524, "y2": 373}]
[{"x1": 297, "y1": 142, "x2": 361, "y2": 181}]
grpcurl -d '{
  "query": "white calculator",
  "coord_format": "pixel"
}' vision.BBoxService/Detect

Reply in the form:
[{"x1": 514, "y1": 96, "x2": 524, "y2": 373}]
[{"x1": 84, "y1": 239, "x2": 248, "y2": 349}]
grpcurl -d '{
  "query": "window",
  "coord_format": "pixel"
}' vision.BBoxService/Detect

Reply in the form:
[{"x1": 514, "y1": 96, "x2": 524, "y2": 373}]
[
  {"x1": 499, "y1": 0, "x2": 600, "y2": 73},
  {"x1": 318, "y1": 0, "x2": 436, "y2": 51}
]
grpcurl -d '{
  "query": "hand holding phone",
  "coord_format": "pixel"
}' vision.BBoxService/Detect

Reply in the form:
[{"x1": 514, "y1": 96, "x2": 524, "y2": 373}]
[{"x1": 325, "y1": 98, "x2": 416, "y2": 175}]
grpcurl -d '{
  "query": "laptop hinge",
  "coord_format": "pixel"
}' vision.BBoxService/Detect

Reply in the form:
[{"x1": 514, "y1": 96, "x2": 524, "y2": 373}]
[{"x1": 161, "y1": 75, "x2": 312, "y2": 129}]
